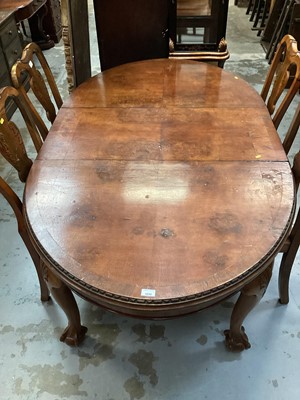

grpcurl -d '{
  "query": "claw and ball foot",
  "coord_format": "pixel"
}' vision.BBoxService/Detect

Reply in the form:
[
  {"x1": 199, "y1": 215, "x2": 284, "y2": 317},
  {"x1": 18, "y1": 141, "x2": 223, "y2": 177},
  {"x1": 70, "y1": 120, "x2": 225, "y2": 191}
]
[
  {"x1": 224, "y1": 263, "x2": 273, "y2": 352},
  {"x1": 224, "y1": 326, "x2": 251, "y2": 352},
  {"x1": 60, "y1": 324, "x2": 88, "y2": 346}
]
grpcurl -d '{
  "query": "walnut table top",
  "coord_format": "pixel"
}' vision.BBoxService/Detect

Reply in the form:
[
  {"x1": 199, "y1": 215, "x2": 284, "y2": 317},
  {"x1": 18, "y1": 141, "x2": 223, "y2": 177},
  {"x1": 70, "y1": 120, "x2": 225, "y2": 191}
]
[{"x1": 24, "y1": 59, "x2": 295, "y2": 348}]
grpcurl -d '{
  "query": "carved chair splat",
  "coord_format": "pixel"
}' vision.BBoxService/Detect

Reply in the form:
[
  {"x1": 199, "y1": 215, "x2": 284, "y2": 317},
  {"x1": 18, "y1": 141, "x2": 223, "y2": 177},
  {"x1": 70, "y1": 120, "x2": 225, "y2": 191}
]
[{"x1": 11, "y1": 42, "x2": 63, "y2": 140}]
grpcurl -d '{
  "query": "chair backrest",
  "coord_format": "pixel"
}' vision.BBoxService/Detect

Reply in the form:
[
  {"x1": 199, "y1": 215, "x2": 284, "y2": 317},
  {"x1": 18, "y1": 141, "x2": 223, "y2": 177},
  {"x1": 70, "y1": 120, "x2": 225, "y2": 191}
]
[
  {"x1": 261, "y1": 34, "x2": 300, "y2": 129},
  {"x1": 0, "y1": 86, "x2": 43, "y2": 182},
  {"x1": 11, "y1": 42, "x2": 63, "y2": 140}
]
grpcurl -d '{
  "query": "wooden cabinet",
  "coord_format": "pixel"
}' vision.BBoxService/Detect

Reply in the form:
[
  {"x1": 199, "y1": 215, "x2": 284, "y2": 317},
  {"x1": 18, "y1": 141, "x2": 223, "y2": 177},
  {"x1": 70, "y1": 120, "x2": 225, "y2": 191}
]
[
  {"x1": 0, "y1": 12, "x2": 24, "y2": 115},
  {"x1": 0, "y1": 46, "x2": 11, "y2": 88},
  {"x1": 0, "y1": 13, "x2": 23, "y2": 77},
  {"x1": 0, "y1": 12, "x2": 23, "y2": 87},
  {"x1": 0, "y1": 0, "x2": 53, "y2": 89}
]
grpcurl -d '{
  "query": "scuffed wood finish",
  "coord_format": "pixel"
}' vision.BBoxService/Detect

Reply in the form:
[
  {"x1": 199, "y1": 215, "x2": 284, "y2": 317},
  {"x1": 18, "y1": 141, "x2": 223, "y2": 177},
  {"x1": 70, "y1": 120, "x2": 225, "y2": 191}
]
[
  {"x1": 24, "y1": 59, "x2": 295, "y2": 349},
  {"x1": 61, "y1": 59, "x2": 279, "y2": 112}
]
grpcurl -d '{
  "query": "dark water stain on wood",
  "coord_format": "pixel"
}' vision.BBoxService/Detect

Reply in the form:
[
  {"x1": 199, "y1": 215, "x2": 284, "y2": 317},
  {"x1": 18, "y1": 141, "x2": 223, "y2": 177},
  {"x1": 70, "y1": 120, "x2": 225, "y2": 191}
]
[
  {"x1": 202, "y1": 250, "x2": 228, "y2": 269},
  {"x1": 208, "y1": 212, "x2": 242, "y2": 234}
]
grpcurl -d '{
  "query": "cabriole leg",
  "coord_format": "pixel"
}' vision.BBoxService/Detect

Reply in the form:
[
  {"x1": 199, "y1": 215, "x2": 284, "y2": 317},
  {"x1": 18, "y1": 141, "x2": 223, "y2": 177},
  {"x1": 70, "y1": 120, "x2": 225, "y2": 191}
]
[
  {"x1": 42, "y1": 262, "x2": 87, "y2": 346},
  {"x1": 224, "y1": 263, "x2": 273, "y2": 352}
]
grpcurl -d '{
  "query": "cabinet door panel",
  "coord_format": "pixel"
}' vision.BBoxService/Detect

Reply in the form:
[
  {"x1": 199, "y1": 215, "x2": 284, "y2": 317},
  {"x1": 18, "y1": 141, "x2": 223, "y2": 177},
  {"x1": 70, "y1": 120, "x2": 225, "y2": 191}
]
[{"x1": 93, "y1": 0, "x2": 169, "y2": 70}]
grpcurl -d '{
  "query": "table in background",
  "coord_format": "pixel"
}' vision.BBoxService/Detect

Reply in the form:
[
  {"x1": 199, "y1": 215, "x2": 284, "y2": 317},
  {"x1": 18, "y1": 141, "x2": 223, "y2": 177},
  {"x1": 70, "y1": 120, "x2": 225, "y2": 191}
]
[{"x1": 24, "y1": 59, "x2": 295, "y2": 351}]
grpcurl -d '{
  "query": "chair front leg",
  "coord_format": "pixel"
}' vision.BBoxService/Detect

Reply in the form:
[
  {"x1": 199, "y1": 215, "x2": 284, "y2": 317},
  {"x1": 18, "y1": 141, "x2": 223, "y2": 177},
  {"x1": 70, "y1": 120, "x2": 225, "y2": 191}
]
[{"x1": 279, "y1": 212, "x2": 300, "y2": 304}]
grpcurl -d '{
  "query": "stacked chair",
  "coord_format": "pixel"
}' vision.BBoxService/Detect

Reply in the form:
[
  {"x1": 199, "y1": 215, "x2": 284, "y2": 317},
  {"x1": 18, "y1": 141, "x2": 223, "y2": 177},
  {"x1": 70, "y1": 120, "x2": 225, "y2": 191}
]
[
  {"x1": 240, "y1": 0, "x2": 300, "y2": 63},
  {"x1": 246, "y1": 0, "x2": 271, "y2": 36}
]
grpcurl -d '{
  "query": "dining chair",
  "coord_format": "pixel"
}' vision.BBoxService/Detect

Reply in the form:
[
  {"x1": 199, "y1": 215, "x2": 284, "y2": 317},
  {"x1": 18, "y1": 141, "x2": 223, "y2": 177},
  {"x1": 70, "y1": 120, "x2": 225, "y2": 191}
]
[
  {"x1": 278, "y1": 104, "x2": 300, "y2": 304},
  {"x1": 0, "y1": 86, "x2": 49, "y2": 302},
  {"x1": 261, "y1": 34, "x2": 300, "y2": 129},
  {"x1": 246, "y1": 0, "x2": 254, "y2": 14},
  {"x1": 11, "y1": 42, "x2": 63, "y2": 140}
]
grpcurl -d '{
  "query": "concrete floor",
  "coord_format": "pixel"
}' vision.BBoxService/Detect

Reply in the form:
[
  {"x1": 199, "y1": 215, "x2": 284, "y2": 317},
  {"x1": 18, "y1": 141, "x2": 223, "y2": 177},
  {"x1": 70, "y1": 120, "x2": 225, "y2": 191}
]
[{"x1": 1, "y1": 2, "x2": 300, "y2": 399}]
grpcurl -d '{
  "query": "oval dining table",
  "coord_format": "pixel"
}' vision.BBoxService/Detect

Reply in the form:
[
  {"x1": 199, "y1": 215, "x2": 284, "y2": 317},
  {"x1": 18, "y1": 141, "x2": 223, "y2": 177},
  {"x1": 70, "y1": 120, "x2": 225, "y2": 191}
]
[{"x1": 24, "y1": 59, "x2": 295, "y2": 352}]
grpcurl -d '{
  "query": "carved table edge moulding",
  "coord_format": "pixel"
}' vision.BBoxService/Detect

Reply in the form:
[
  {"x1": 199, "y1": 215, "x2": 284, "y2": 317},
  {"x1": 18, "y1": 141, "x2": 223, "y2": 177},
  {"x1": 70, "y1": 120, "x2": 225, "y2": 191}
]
[
  {"x1": 24, "y1": 204, "x2": 295, "y2": 310},
  {"x1": 24, "y1": 198, "x2": 296, "y2": 350}
]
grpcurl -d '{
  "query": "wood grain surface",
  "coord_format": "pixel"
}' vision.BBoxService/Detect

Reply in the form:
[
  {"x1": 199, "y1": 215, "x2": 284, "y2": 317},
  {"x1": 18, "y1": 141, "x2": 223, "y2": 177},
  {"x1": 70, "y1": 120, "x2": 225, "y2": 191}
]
[{"x1": 24, "y1": 59, "x2": 295, "y2": 318}]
